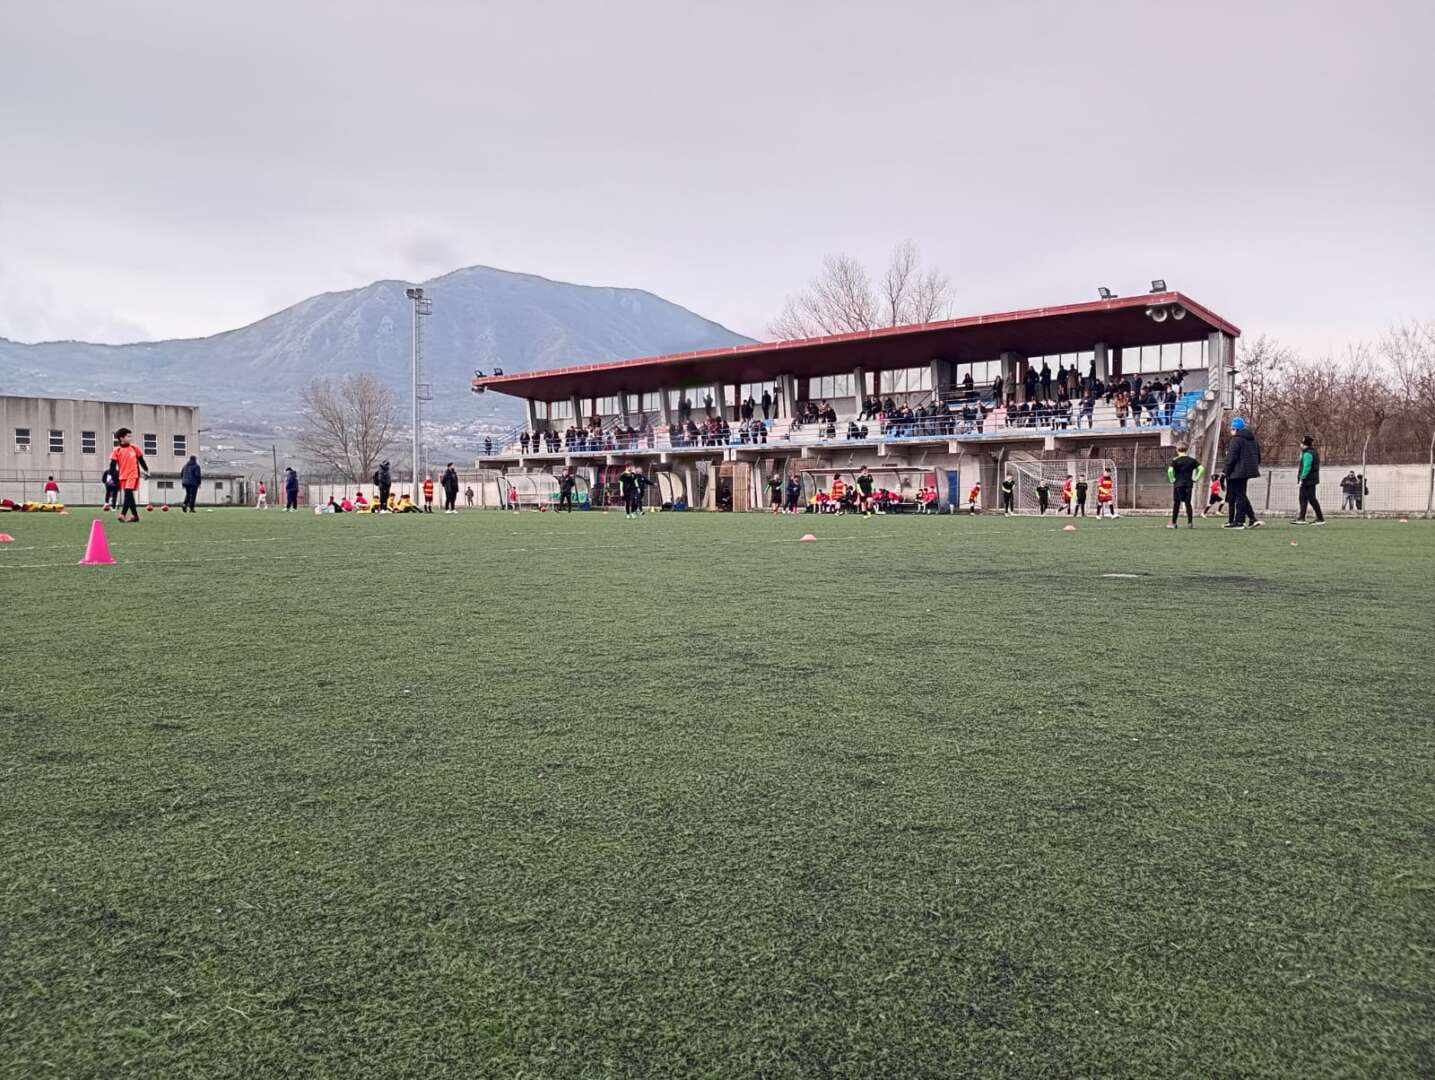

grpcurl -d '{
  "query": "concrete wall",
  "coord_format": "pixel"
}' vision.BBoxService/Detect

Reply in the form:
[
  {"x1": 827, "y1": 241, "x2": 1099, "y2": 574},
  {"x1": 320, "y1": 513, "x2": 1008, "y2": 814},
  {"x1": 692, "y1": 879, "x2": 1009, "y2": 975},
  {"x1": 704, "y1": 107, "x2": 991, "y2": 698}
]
[
  {"x1": 0, "y1": 395, "x2": 199, "y2": 479},
  {"x1": 1, "y1": 473, "x2": 244, "y2": 507}
]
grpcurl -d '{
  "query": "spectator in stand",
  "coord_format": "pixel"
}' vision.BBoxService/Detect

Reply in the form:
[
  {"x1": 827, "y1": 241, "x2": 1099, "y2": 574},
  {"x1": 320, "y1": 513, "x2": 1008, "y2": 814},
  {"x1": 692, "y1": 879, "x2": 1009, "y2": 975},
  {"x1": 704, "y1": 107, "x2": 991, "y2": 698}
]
[
  {"x1": 992, "y1": 374, "x2": 1003, "y2": 402},
  {"x1": 1114, "y1": 389, "x2": 1131, "y2": 428},
  {"x1": 520, "y1": 432, "x2": 530, "y2": 453},
  {"x1": 962, "y1": 371, "x2": 975, "y2": 400},
  {"x1": 43, "y1": 476, "x2": 60, "y2": 505},
  {"x1": 484, "y1": 436, "x2": 493, "y2": 456},
  {"x1": 761, "y1": 389, "x2": 773, "y2": 419},
  {"x1": 1080, "y1": 390, "x2": 1095, "y2": 429},
  {"x1": 1040, "y1": 361, "x2": 1052, "y2": 398},
  {"x1": 1340, "y1": 470, "x2": 1360, "y2": 511},
  {"x1": 1222, "y1": 417, "x2": 1263, "y2": 529}
]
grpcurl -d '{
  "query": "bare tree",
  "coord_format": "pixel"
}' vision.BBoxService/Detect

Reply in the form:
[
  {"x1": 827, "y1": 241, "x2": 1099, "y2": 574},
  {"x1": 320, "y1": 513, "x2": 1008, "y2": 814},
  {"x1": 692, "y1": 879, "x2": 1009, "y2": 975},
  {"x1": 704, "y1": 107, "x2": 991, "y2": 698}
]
[
  {"x1": 769, "y1": 242, "x2": 952, "y2": 339},
  {"x1": 296, "y1": 374, "x2": 400, "y2": 482},
  {"x1": 1383, "y1": 321, "x2": 1435, "y2": 431}
]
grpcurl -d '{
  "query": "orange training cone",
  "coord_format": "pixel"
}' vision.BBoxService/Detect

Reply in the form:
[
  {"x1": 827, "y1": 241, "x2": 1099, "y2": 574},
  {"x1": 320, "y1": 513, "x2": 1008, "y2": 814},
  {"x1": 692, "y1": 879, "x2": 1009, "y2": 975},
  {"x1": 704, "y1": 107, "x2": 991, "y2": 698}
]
[{"x1": 79, "y1": 519, "x2": 116, "y2": 565}]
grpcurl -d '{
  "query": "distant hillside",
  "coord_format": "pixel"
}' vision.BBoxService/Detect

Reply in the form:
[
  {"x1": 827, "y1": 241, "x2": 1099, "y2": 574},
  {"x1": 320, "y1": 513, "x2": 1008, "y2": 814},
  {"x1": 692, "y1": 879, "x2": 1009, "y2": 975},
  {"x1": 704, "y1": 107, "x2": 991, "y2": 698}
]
[{"x1": 0, "y1": 265, "x2": 753, "y2": 434}]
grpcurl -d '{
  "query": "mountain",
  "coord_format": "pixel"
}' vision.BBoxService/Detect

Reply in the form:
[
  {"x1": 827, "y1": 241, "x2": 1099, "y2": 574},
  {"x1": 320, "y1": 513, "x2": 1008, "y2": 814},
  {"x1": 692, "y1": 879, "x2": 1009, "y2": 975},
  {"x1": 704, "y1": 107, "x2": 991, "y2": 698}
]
[{"x1": 0, "y1": 266, "x2": 754, "y2": 437}]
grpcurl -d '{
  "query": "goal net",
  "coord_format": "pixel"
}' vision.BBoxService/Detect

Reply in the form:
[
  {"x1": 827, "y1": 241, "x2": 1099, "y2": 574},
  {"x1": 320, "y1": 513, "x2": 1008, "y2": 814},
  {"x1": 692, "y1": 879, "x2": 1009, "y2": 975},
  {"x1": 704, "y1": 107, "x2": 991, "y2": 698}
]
[{"x1": 1011, "y1": 457, "x2": 1117, "y2": 514}]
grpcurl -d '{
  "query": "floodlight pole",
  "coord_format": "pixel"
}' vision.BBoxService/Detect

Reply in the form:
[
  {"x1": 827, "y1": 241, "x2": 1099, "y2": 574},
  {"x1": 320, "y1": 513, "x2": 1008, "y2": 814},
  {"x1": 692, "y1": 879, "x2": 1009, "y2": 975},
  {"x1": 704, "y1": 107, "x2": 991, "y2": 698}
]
[{"x1": 405, "y1": 287, "x2": 433, "y2": 497}]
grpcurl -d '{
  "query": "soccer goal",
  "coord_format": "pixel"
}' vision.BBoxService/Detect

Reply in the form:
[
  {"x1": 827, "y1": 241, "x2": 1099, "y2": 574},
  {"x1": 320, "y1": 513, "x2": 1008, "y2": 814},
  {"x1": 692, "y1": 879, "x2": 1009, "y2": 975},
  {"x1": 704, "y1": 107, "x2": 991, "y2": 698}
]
[{"x1": 1010, "y1": 457, "x2": 1117, "y2": 514}]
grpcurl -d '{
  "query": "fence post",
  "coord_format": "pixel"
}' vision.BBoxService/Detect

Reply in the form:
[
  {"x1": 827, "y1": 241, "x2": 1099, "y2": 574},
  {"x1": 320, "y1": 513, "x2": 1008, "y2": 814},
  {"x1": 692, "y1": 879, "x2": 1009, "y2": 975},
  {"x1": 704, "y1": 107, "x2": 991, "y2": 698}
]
[
  {"x1": 1265, "y1": 472, "x2": 1272, "y2": 512},
  {"x1": 1360, "y1": 435, "x2": 1370, "y2": 517},
  {"x1": 1427, "y1": 428, "x2": 1435, "y2": 519},
  {"x1": 1131, "y1": 446, "x2": 1139, "y2": 512}
]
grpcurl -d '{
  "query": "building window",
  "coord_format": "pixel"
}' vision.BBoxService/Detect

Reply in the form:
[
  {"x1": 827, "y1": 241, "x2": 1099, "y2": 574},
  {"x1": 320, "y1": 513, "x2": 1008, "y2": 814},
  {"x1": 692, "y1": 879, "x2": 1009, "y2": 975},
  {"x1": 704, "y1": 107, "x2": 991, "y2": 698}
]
[
  {"x1": 549, "y1": 400, "x2": 572, "y2": 421},
  {"x1": 49, "y1": 429, "x2": 64, "y2": 453},
  {"x1": 956, "y1": 359, "x2": 1002, "y2": 385},
  {"x1": 214, "y1": 482, "x2": 225, "y2": 491},
  {"x1": 641, "y1": 392, "x2": 661, "y2": 412},
  {"x1": 143, "y1": 433, "x2": 158, "y2": 455},
  {"x1": 173, "y1": 434, "x2": 186, "y2": 456},
  {"x1": 809, "y1": 374, "x2": 854, "y2": 400},
  {"x1": 14, "y1": 428, "x2": 30, "y2": 452},
  {"x1": 81, "y1": 430, "x2": 97, "y2": 454},
  {"x1": 878, "y1": 367, "x2": 933, "y2": 395},
  {"x1": 155, "y1": 480, "x2": 175, "y2": 490},
  {"x1": 739, "y1": 380, "x2": 779, "y2": 405},
  {"x1": 595, "y1": 396, "x2": 620, "y2": 416}
]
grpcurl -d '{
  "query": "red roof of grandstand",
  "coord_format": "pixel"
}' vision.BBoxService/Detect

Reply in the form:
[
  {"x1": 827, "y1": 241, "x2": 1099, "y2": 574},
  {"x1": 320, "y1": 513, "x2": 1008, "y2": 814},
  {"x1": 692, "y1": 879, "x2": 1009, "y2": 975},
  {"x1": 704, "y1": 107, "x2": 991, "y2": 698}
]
[{"x1": 472, "y1": 292, "x2": 1239, "y2": 401}]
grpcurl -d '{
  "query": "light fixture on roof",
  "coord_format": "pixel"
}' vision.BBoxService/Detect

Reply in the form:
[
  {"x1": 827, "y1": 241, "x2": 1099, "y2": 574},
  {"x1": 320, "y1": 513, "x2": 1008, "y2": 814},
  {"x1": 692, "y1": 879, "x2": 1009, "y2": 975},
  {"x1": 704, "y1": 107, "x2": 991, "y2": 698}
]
[
  {"x1": 474, "y1": 369, "x2": 485, "y2": 378},
  {"x1": 1146, "y1": 305, "x2": 1169, "y2": 322},
  {"x1": 493, "y1": 367, "x2": 503, "y2": 376},
  {"x1": 1150, "y1": 279, "x2": 1167, "y2": 292},
  {"x1": 1098, "y1": 287, "x2": 1116, "y2": 300},
  {"x1": 1170, "y1": 305, "x2": 1186, "y2": 320}
]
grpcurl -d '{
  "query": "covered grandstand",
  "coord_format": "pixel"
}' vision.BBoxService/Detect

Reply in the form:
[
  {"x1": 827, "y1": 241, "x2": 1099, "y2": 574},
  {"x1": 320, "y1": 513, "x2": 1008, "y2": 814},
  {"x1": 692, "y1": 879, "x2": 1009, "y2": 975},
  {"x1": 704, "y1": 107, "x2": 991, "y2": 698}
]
[{"x1": 471, "y1": 291, "x2": 1238, "y2": 511}]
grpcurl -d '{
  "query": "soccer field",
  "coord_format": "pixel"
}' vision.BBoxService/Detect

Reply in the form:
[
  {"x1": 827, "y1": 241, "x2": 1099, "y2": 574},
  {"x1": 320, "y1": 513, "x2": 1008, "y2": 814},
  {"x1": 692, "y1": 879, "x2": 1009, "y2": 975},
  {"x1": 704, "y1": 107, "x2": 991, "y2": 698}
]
[{"x1": 2, "y1": 509, "x2": 1432, "y2": 1079}]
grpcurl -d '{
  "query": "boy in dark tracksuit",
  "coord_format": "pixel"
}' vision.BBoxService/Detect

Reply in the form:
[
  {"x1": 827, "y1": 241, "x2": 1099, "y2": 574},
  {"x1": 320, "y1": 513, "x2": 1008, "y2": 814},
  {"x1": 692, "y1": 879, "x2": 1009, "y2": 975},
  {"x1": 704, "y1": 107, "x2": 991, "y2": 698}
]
[
  {"x1": 1073, "y1": 478, "x2": 1088, "y2": 516},
  {"x1": 558, "y1": 469, "x2": 576, "y2": 511},
  {"x1": 1000, "y1": 475, "x2": 1015, "y2": 515},
  {"x1": 619, "y1": 467, "x2": 641, "y2": 518},
  {"x1": 1166, "y1": 444, "x2": 1205, "y2": 528},
  {"x1": 1035, "y1": 481, "x2": 1050, "y2": 514},
  {"x1": 1292, "y1": 435, "x2": 1325, "y2": 525}
]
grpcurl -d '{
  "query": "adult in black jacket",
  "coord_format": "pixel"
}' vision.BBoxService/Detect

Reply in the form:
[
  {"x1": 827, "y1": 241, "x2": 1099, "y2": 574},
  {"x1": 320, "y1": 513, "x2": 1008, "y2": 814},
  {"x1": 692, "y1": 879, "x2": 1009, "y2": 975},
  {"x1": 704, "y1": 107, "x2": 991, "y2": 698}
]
[
  {"x1": 557, "y1": 468, "x2": 577, "y2": 512},
  {"x1": 1223, "y1": 418, "x2": 1262, "y2": 528},
  {"x1": 283, "y1": 467, "x2": 300, "y2": 512},
  {"x1": 440, "y1": 463, "x2": 460, "y2": 513},
  {"x1": 373, "y1": 461, "x2": 392, "y2": 511},
  {"x1": 179, "y1": 455, "x2": 202, "y2": 512}
]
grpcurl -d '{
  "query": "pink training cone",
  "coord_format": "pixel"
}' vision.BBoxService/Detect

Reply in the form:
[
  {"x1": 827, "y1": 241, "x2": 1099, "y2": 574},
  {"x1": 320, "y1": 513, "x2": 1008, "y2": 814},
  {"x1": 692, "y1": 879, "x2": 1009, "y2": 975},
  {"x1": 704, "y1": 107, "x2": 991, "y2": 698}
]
[
  {"x1": 79, "y1": 519, "x2": 116, "y2": 565},
  {"x1": 800, "y1": 533, "x2": 817, "y2": 541},
  {"x1": 0, "y1": 533, "x2": 14, "y2": 542}
]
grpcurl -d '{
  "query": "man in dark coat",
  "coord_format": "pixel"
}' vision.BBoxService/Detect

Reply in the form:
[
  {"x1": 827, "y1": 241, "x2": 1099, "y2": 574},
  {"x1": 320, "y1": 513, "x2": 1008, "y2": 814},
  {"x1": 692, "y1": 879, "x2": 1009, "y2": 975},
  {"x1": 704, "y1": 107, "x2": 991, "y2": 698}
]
[
  {"x1": 1222, "y1": 418, "x2": 1262, "y2": 529},
  {"x1": 179, "y1": 455, "x2": 202, "y2": 512},
  {"x1": 440, "y1": 463, "x2": 460, "y2": 513},
  {"x1": 283, "y1": 467, "x2": 300, "y2": 512},
  {"x1": 373, "y1": 461, "x2": 392, "y2": 511}
]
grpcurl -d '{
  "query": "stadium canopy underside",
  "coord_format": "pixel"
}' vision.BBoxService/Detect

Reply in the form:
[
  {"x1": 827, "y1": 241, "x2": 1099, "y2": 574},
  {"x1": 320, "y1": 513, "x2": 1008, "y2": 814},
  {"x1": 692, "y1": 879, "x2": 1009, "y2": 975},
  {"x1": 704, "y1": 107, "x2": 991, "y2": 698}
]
[{"x1": 471, "y1": 292, "x2": 1238, "y2": 402}]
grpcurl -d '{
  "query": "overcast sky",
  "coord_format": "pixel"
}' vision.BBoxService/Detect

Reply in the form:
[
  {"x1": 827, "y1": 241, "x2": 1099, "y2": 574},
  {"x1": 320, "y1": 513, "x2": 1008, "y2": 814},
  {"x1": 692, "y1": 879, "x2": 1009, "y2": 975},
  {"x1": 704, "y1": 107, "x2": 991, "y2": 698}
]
[{"x1": 2, "y1": 0, "x2": 1431, "y2": 356}]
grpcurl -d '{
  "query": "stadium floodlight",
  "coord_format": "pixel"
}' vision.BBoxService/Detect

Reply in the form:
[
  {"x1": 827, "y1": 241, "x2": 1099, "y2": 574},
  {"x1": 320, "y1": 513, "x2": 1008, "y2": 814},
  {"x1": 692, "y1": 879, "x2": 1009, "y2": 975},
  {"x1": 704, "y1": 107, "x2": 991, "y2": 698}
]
[
  {"x1": 1150, "y1": 279, "x2": 1167, "y2": 292},
  {"x1": 474, "y1": 369, "x2": 485, "y2": 378},
  {"x1": 493, "y1": 367, "x2": 503, "y2": 376},
  {"x1": 1098, "y1": 286, "x2": 1116, "y2": 300},
  {"x1": 405, "y1": 287, "x2": 433, "y2": 494}
]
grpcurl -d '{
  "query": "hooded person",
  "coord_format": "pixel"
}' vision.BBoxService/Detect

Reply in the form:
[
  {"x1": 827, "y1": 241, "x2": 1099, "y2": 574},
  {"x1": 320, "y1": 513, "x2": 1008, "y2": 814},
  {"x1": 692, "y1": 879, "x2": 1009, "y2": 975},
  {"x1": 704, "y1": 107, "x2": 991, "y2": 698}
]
[
  {"x1": 283, "y1": 467, "x2": 300, "y2": 511},
  {"x1": 1222, "y1": 417, "x2": 1262, "y2": 528},
  {"x1": 441, "y1": 463, "x2": 460, "y2": 513},
  {"x1": 373, "y1": 461, "x2": 392, "y2": 511}
]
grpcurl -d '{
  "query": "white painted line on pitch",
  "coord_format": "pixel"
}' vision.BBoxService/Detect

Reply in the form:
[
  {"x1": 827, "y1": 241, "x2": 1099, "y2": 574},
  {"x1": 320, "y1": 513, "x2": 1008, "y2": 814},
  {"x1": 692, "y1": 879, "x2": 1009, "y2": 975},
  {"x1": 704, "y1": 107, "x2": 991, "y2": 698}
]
[{"x1": 1101, "y1": 573, "x2": 1142, "y2": 578}]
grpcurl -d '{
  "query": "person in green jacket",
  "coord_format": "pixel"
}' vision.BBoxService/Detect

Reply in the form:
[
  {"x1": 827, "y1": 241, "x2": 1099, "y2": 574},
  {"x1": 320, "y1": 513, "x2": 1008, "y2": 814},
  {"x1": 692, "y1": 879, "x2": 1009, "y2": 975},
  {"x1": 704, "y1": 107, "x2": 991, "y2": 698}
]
[
  {"x1": 1166, "y1": 444, "x2": 1206, "y2": 528},
  {"x1": 1293, "y1": 434, "x2": 1326, "y2": 525}
]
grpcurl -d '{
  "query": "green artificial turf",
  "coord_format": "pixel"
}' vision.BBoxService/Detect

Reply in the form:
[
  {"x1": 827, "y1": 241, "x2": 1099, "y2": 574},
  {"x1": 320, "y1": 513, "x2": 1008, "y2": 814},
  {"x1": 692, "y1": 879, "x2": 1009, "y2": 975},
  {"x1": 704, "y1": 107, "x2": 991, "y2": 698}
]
[{"x1": 1, "y1": 508, "x2": 1431, "y2": 1079}]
